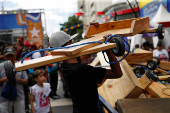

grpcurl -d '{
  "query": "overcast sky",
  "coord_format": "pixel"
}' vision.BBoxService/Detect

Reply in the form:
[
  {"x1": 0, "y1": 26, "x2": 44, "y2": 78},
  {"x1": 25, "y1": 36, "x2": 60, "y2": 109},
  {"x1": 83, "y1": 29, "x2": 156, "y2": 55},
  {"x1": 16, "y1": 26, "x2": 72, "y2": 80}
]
[{"x1": 0, "y1": 0, "x2": 78, "y2": 37}]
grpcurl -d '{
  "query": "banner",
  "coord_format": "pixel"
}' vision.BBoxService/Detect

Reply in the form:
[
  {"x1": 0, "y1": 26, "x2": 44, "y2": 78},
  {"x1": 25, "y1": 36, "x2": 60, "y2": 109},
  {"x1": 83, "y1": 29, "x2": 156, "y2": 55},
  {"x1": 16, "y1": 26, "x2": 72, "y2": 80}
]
[
  {"x1": 0, "y1": 13, "x2": 43, "y2": 47},
  {"x1": 26, "y1": 13, "x2": 43, "y2": 47},
  {"x1": 140, "y1": 0, "x2": 167, "y2": 20},
  {"x1": 0, "y1": 14, "x2": 27, "y2": 30}
]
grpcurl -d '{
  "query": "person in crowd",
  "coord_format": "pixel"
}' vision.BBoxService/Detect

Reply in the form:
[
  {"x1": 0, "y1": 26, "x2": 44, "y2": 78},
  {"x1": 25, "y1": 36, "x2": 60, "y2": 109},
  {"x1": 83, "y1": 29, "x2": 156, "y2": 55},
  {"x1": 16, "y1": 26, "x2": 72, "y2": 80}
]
[
  {"x1": 142, "y1": 41, "x2": 152, "y2": 51},
  {"x1": 153, "y1": 41, "x2": 169, "y2": 61},
  {"x1": 47, "y1": 60, "x2": 60, "y2": 99},
  {"x1": 29, "y1": 44, "x2": 41, "y2": 59},
  {"x1": 49, "y1": 26, "x2": 123, "y2": 113},
  {"x1": 132, "y1": 44, "x2": 140, "y2": 53},
  {"x1": 16, "y1": 36, "x2": 28, "y2": 60},
  {"x1": 168, "y1": 46, "x2": 170, "y2": 61},
  {"x1": 13, "y1": 42, "x2": 18, "y2": 52},
  {"x1": 0, "y1": 47, "x2": 28, "y2": 113},
  {"x1": 0, "y1": 44, "x2": 8, "y2": 62},
  {"x1": 30, "y1": 69, "x2": 52, "y2": 113},
  {"x1": 38, "y1": 45, "x2": 45, "y2": 57}
]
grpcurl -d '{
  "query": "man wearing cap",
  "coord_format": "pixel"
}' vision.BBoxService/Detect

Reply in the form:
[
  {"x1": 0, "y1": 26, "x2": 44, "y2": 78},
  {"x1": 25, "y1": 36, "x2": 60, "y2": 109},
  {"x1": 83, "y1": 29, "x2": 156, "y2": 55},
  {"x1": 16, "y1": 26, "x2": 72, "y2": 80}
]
[
  {"x1": 49, "y1": 28, "x2": 122, "y2": 113},
  {"x1": 153, "y1": 41, "x2": 169, "y2": 61},
  {"x1": 142, "y1": 41, "x2": 152, "y2": 51},
  {"x1": 0, "y1": 47, "x2": 28, "y2": 113},
  {"x1": 16, "y1": 36, "x2": 28, "y2": 60}
]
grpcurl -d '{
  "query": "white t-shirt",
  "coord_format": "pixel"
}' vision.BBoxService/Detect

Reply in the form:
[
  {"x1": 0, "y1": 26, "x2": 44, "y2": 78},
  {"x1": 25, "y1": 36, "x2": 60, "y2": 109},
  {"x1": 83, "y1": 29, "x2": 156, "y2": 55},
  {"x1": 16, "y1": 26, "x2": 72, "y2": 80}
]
[
  {"x1": 30, "y1": 83, "x2": 51, "y2": 113},
  {"x1": 31, "y1": 52, "x2": 41, "y2": 59},
  {"x1": 153, "y1": 49, "x2": 169, "y2": 61}
]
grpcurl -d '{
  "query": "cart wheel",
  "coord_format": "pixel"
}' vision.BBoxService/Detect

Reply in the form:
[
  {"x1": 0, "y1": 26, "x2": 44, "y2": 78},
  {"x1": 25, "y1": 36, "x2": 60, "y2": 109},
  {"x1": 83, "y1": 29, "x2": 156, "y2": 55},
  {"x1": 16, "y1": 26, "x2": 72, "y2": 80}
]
[
  {"x1": 4, "y1": 60, "x2": 16, "y2": 86},
  {"x1": 157, "y1": 24, "x2": 165, "y2": 39},
  {"x1": 147, "y1": 60, "x2": 157, "y2": 70},
  {"x1": 167, "y1": 77, "x2": 170, "y2": 83},
  {"x1": 133, "y1": 66, "x2": 141, "y2": 77},
  {"x1": 153, "y1": 56, "x2": 160, "y2": 65},
  {"x1": 145, "y1": 69, "x2": 159, "y2": 81},
  {"x1": 110, "y1": 37, "x2": 125, "y2": 57}
]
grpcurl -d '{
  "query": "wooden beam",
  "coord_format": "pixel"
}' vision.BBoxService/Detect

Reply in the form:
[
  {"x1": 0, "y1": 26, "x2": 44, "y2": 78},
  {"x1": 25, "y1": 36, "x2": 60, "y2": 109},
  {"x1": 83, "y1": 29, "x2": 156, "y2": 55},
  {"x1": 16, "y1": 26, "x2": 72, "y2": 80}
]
[
  {"x1": 146, "y1": 82, "x2": 170, "y2": 98},
  {"x1": 130, "y1": 17, "x2": 150, "y2": 35},
  {"x1": 116, "y1": 98, "x2": 170, "y2": 113},
  {"x1": 85, "y1": 18, "x2": 140, "y2": 38},
  {"x1": 89, "y1": 57, "x2": 100, "y2": 66},
  {"x1": 159, "y1": 61, "x2": 170, "y2": 70},
  {"x1": 51, "y1": 35, "x2": 106, "y2": 56},
  {"x1": 155, "y1": 68, "x2": 169, "y2": 74},
  {"x1": 15, "y1": 43, "x2": 116, "y2": 71},
  {"x1": 140, "y1": 28, "x2": 157, "y2": 34},
  {"x1": 158, "y1": 75, "x2": 170, "y2": 81},
  {"x1": 139, "y1": 74, "x2": 152, "y2": 89}
]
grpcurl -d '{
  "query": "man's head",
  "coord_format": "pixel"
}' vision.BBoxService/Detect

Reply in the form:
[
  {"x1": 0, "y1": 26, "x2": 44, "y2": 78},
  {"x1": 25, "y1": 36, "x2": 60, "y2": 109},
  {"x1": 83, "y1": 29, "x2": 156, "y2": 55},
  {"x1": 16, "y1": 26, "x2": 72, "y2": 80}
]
[
  {"x1": 49, "y1": 31, "x2": 78, "y2": 48},
  {"x1": 135, "y1": 44, "x2": 139, "y2": 49},
  {"x1": 18, "y1": 36, "x2": 24, "y2": 46},
  {"x1": 157, "y1": 41, "x2": 164, "y2": 51},
  {"x1": 142, "y1": 41, "x2": 152, "y2": 51},
  {"x1": 30, "y1": 44, "x2": 37, "y2": 51},
  {"x1": 3, "y1": 47, "x2": 16, "y2": 64}
]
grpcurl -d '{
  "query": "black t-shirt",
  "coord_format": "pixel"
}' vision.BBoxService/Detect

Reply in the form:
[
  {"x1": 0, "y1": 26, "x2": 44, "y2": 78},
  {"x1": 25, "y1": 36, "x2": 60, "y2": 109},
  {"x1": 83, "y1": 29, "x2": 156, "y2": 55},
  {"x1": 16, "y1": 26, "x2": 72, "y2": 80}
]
[{"x1": 61, "y1": 63, "x2": 106, "y2": 113}]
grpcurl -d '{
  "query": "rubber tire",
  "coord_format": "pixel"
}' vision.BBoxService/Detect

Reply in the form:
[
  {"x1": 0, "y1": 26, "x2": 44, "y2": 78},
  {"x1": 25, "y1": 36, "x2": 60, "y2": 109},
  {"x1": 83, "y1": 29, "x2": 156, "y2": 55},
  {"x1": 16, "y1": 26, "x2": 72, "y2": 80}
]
[
  {"x1": 4, "y1": 61, "x2": 16, "y2": 86},
  {"x1": 133, "y1": 66, "x2": 141, "y2": 77},
  {"x1": 157, "y1": 24, "x2": 164, "y2": 39},
  {"x1": 110, "y1": 37, "x2": 125, "y2": 57},
  {"x1": 153, "y1": 56, "x2": 160, "y2": 65},
  {"x1": 147, "y1": 60, "x2": 157, "y2": 70},
  {"x1": 167, "y1": 77, "x2": 170, "y2": 83},
  {"x1": 145, "y1": 69, "x2": 159, "y2": 82}
]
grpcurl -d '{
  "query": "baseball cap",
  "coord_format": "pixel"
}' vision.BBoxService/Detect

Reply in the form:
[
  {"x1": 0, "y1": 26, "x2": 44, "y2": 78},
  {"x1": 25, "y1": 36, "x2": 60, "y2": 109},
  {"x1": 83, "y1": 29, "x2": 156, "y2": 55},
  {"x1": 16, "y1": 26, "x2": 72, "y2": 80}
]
[
  {"x1": 142, "y1": 41, "x2": 152, "y2": 47},
  {"x1": 18, "y1": 36, "x2": 24, "y2": 42},
  {"x1": 49, "y1": 31, "x2": 78, "y2": 47},
  {"x1": 3, "y1": 47, "x2": 16, "y2": 56}
]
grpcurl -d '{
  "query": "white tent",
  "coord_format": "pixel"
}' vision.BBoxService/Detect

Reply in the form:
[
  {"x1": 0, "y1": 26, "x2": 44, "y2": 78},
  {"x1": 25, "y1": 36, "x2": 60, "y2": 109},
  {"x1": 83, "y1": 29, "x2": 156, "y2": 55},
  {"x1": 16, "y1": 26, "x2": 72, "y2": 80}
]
[
  {"x1": 112, "y1": 0, "x2": 140, "y2": 5},
  {"x1": 150, "y1": 4, "x2": 170, "y2": 24},
  {"x1": 150, "y1": 4, "x2": 170, "y2": 49}
]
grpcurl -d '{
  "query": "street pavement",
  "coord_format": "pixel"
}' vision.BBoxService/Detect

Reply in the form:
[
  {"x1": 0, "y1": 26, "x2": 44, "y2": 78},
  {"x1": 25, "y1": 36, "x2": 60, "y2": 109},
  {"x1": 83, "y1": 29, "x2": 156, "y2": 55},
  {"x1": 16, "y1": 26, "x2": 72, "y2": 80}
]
[{"x1": 50, "y1": 75, "x2": 73, "y2": 113}]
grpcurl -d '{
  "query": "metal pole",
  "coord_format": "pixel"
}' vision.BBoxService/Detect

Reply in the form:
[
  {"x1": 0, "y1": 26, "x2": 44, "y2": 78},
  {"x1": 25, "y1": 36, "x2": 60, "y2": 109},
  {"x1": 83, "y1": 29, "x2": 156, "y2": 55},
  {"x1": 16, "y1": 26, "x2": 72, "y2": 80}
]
[
  {"x1": 126, "y1": 0, "x2": 138, "y2": 18},
  {"x1": 11, "y1": 34, "x2": 14, "y2": 45}
]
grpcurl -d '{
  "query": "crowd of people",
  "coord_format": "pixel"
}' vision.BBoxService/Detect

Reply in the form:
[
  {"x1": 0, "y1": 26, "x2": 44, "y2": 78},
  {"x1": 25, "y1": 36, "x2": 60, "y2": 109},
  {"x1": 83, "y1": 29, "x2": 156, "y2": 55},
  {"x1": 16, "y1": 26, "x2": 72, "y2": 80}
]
[
  {"x1": 132, "y1": 40, "x2": 170, "y2": 62},
  {"x1": 0, "y1": 36, "x2": 61, "y2": 113}
]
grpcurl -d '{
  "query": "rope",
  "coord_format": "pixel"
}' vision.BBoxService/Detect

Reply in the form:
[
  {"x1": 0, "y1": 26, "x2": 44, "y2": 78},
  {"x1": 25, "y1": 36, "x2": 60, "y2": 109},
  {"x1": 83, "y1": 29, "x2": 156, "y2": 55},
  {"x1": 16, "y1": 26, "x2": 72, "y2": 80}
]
[{"x1": 162, "y1": 88, "x2": 170, "y2": 96}]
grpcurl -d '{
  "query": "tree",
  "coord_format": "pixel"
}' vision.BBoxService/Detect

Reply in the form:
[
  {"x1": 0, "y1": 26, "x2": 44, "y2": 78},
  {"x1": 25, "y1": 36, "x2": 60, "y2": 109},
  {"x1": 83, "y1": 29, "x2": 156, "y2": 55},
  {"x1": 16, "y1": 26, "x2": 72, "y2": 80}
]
[{"x1": 60, "y1": 16, "x2": 83, "y2": 42}]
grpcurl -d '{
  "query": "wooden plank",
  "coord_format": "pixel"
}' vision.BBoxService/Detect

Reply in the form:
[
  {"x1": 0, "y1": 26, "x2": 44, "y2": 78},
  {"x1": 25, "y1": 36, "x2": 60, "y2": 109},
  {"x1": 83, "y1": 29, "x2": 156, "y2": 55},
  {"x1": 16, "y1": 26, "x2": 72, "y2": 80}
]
[
  {"x1": 84, "y1": 18, "x2": 140, "y2": 38},
  {"x1": 159, "y1": 61, "x2": 170, "y2": 70},
  {"x1": 89, "y1": 57, "x2": 100, "y2": 66},
  {"x1": 130, "y1": 17, "x2": 150, "y2": 36},
  {"x1": 140, "y1": 28, "x2": 157, "y2": 34},
  {"x1": 15, "y1": 43, "x2": 116, "y2": 71},
  {"x1": 155, "y1": 68, "x2": 169, "y2": 74},
  {"x1": 51, "y1": 35, "x2": 106, "y2": 56},
  {"x1": 124, "y1": 53, "x2": 152, "y2": 62},
  {"x1": 146, "y1": 82, "x2": 170, "y2": 98},
  {"x1": 139, "y1": 74, "x2": 152, "y2": 89},
  {"x1": 97, "y1": 52, "x2": 143, "y2": 108},
  {"x1": 124, "y1": 49, "x2": 153, "y2": 62},
  {"x1": 133, "y1": 49, "x2": 151, "y2": 53},
  {"x1": 158, "y1": 75, "x2": 170, "y2": 81},
  {"x1": 116, "y1": 98, "x2": 170, "y2": 113}
]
